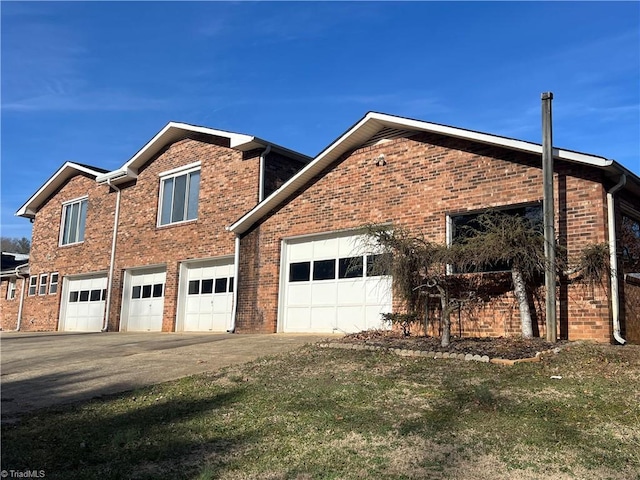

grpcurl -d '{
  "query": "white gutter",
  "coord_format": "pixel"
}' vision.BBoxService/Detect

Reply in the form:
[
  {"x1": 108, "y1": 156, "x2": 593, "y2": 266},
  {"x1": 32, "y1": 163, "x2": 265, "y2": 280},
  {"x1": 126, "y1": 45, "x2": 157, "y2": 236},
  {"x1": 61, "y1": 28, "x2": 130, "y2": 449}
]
[
  {"x1": 607, "y1": 174, "x2": 627, "y2": 344},
  {"x1": 102, "y1": 179, "x2": 122, "y2": 332},
  {"x1": 14, "y1": 263, "x2": 29, "y2": 331},
  {"x1": 228, "y1": 235, "x2": 241, "y2": 333},
  {"x1": 258, "y1": 145, "x2": 272, "y2": 202}
]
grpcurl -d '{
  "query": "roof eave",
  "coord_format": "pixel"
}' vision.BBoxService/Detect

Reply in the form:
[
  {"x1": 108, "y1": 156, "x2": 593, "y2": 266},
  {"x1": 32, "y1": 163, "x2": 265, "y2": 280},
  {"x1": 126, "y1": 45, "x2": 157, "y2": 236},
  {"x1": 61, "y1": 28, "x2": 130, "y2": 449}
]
[{"x1": 15, "y1": 162, "x2": 103, "y2": 218}]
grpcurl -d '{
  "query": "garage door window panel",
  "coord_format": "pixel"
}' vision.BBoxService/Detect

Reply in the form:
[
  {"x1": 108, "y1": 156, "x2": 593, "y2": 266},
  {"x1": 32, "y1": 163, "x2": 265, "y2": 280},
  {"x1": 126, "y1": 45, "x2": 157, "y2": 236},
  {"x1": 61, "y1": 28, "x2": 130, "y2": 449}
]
[
  {"x1": 313, "y1": 259, "x2": 336, "y2": 281},
  {"x1": 188, "y1": 280, "x2": 200, "y2": 295},
  {"x1": 142, "y1": 285, "x2": 152, "y2": 298},
  {"x1": 132, "y1": 286, "x2": 141, "y2": 299},
  {"x1": 215, "y1": 278, "x2": 227, "y2": 293},
  {"x1": 79, "y1": 290, "x2": 90, "y2": 302},
  {"x1": 339, "y1": 257, "x2": 363, "y2": 279},
  {"x1": 202, "y1": 279, "x2": 214, "y2": 294},
  {"x1": 153, "y1": 283, "x2": 163, "y2": 297},
  {"x1": 290, "y1": 262, "x2": 311, "y2": 282}
]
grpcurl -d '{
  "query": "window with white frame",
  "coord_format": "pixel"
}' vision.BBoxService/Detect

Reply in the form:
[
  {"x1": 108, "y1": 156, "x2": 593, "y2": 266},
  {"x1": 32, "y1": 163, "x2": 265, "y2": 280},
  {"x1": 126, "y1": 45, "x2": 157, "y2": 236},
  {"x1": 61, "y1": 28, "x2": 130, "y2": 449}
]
[
  {"x1": 49, "y1": 273, "x2": 59, "y2": 295},
  {"x1": 6, "y1": 278, "x2": 16, "y2": 300},
  {"x1": 39, "y1": 273, "x2": 49, "y2": 295},
  {"x1": 28, "y1": 276, "x2": 37, "y2": 296},
  {"x1": 158, "y1": 166, "x2": 200, "y2": 226},
  {"x1": 60, "y1": 197, "x2": 88, "y2": 245}
]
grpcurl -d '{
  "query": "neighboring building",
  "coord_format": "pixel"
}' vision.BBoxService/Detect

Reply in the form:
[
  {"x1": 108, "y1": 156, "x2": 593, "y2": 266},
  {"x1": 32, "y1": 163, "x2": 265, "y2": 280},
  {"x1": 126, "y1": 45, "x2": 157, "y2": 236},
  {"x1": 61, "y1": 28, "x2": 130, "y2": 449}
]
[
  {"x1": 0, "y1": 252, "x2": 30, "y2": 330},
  {"x1": 2, "y1": 113, "x2": 638, "y2": 342}
]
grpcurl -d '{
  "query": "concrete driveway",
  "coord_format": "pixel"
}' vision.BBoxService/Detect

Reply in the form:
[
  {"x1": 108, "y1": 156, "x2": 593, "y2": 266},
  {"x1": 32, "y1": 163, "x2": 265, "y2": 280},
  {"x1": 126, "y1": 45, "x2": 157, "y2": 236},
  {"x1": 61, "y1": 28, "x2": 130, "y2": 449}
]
[{"x1": 0, "y1": 331, "x2": 330, "y2": 422}]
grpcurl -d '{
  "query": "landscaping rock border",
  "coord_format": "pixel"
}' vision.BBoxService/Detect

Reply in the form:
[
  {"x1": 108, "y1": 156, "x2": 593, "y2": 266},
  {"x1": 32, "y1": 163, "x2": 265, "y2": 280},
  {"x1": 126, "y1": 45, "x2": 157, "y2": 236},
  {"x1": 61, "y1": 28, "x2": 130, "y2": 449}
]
[{"x1": 317, "y1": 341, "x2": 565, "y2": 365}]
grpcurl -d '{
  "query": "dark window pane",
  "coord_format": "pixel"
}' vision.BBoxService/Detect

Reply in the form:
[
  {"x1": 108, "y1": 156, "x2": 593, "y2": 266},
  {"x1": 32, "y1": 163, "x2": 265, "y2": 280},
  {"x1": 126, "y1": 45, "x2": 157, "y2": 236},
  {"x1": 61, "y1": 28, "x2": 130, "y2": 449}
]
[
  {"x1": 152, "y1": 283, "x2": 163, "y2": 298},
  {"x1": 69, "y1": 291, "x2": 79, "y2": 302},
  {"x1": 313, "y1": 259, "x2": 335, "y2": 281},
  {"x1": 90, "y1": 289, "x2": 101, "y2": 301},
  {"x1": 188, "y1": 280, "x2": 200, "y2": 295},
  {"x1": 79, "y1": 290, "x2": 90, "y2": 302},
  {"x1": 201, "y1": 279, "x2": 213, "y2": 294},
  {"x1": 132, "y1": 285, "x2": 141, "y2": 299},
  {"x1": 367, "y1": 254, "x2": 391, "y2": 277},
  {"x1": 289, "y1": 262, "x2": 310, "y2": 282},
  {"x1": 215, "y1": 278, "x2": 227, "y2": 293},
  {"x1": 228, "y1": 277, "x2": 234, "y2": 293},
  {"x1": 102, "y1": 289, "x2": 107, "y2": 301},
  {"x1": 339, "y1": 257, "x2": 363, "y2": 279},
  {"x1": 142, "y1": 285, "x2": 152, "y2": 298}
]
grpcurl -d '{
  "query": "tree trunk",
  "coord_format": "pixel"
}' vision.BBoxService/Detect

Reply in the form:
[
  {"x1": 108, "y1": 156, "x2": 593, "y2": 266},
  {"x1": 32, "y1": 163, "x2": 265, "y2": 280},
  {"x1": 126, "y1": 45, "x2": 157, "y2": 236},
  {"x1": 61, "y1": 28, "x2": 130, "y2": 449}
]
[
  {"x1": 512, "y1": 269, "x2": 533, "y2": 338},
  {"x1": 438, "y1": 286, "x2": 451, "y2": 347}
]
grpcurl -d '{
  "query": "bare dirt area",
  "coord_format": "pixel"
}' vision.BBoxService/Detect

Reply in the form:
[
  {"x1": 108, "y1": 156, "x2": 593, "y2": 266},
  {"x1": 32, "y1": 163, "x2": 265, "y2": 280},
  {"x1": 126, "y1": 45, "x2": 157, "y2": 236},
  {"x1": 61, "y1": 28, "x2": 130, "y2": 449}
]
[{"x1": 337, "y1": 329, "x2": 569, "y2": 359}]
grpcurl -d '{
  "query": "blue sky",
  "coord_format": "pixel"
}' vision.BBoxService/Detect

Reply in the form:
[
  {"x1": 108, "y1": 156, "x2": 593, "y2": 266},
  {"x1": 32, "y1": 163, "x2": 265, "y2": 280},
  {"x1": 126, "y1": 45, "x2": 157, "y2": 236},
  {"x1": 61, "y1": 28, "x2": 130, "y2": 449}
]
[{"x1": 2, "y1": 1, "x2": 639, "y2": 240}]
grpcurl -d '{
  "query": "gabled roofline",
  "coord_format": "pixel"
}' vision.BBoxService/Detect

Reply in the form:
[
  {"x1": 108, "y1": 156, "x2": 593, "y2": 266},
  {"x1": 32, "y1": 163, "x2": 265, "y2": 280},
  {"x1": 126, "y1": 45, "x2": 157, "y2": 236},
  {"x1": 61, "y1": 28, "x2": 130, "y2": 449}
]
[
  {"x1": 96, "y1": 122, "x2": 311, "y2": 185},
  {"x1": 15, "y1": 162, "x2": 106, "y2": 218},
  {"x1": 228, "y1": 111, "x2": 635, "y2": 235}
]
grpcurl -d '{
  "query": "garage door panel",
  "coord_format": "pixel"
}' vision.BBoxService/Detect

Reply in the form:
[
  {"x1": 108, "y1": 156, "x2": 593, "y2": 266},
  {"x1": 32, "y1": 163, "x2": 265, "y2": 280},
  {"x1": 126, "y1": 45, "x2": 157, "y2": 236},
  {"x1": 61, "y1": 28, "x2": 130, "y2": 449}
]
[
  {"x1": 311, "y1": 283, "x2": 337, "y2": 306},
  {"x1": 313, "y1": 238, "x2": 338, "y2": 258},
  {"x1": 287, "y1": 284, "x2": 311, "y2": 305},
  {"x1": 284, "y1": 306, "x2": 311, "y2": 332},
  {"x1": 336, "y1": 305, "x2": 364, "y2": 331},
  {"x1": 311, "y1": 306, "x2": 336, "y2": 332},
  {"x1": 337, "y1": 281, "x2": 365, "y2": 304},
  {"x1": 288, "y1": 242, "x2": 313, "y2": 262}
]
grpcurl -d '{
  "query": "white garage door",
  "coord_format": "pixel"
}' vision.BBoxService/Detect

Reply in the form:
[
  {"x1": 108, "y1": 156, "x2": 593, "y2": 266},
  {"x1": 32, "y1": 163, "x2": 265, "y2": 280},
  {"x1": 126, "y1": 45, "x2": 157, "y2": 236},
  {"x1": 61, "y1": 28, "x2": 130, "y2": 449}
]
[
  {"x1": 182, "y1": 259, "x2": 234, "y2": 332},
  {"x1": 124, "y1": 269, "x2": 166, "y2": 332},
  {"x1": 61, "y1": 275, "x2": 107, "y2": 332},
  {"x1": 281, "y1": 233, "x2": 392, "y2": 333}
]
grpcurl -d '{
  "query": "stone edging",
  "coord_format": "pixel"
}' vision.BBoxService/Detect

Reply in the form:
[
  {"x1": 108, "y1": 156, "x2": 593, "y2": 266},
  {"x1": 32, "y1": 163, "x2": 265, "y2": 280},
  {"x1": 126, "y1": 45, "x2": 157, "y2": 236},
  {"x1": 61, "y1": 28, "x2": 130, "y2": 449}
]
[{"x1": 317, "y1": 342, "x2": 564, "y2": 366}]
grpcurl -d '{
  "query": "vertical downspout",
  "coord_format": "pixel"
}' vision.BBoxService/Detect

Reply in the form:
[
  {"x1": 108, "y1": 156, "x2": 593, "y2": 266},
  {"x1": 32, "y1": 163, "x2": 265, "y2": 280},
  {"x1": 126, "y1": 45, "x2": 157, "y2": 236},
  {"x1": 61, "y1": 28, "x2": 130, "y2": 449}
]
[
  {"x1": 542, "y1": 92, "x2": 557, "y2": 342},
  {"x1": 102, "y1": 180, "x2": 122, "y2": 332},
  {"x1": 228, "y1": 234, "x2": 241, "y2": 333},
  {"x1": 258, "y1": 145, "x2": 271, "y2": 202},
  {"x1": 15, "y1": 264, "x2": 29, "y2": 331},
  {"x1": 607, "y1": 174, "x2": 627, "y2": 344}
]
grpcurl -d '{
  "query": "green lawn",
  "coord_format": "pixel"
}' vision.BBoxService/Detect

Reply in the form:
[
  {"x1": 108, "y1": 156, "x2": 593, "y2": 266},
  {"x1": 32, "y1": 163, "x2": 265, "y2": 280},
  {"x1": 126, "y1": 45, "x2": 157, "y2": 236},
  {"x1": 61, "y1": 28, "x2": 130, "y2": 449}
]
[{"x1": 2, "y1": 342, "x2": 639, "y2": 480}]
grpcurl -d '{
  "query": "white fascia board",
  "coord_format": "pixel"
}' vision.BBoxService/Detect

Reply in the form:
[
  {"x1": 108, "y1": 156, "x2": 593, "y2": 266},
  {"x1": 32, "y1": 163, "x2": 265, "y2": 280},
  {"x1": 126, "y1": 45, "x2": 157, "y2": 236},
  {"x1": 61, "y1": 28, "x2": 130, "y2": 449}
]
[
  {"x1": 15, "y1": 162, "x2": 103, "y2": 218},
  {"x1": 368, "y1": 112, "x2": 612, "y2": 167},
  {"x1": 228, "y1": 111, "x2": 616, "y2": 234},
  {"x1": 119, "y1": 122, "x2": 256, "y2": 175}
]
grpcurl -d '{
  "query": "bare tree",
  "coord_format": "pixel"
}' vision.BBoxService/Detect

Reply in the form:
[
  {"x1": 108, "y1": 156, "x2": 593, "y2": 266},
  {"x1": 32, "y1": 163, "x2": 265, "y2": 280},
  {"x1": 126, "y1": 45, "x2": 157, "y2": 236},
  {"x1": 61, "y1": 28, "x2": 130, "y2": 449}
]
[{"x1": 456, "y1": 212, "x2": 545, "y2": 338}]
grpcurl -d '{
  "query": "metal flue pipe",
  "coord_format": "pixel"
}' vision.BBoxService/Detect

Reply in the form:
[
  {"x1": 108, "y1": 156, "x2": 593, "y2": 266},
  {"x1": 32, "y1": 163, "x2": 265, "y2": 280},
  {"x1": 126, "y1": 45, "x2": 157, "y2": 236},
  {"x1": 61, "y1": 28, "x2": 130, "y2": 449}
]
[{"x1": 542, "y1": 92, "x2": 557, "y2": 342}]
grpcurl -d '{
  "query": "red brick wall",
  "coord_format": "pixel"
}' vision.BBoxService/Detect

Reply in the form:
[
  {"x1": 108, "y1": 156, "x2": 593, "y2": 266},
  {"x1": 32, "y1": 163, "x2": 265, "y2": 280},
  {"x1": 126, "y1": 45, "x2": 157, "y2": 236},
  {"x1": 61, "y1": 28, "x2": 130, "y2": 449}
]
[
  {"x1": 108, "y1": 137, "x2": 262, "y2": 331},
  {"x1": 237, "y1": 132, "x2": 612, "y2": 341},
  {"x1": 16, "y1": 174, "x2": 115, "y2": 331},
  {"x1": 0, "y1": 277, "x2": 26, "y2": 330}
]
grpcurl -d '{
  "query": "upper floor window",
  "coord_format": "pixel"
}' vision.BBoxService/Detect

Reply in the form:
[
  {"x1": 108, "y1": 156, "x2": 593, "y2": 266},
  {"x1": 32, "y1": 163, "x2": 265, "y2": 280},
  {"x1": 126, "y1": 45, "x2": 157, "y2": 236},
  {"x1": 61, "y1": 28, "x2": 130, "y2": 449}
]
[
  {"x1": 158, "y1": 166, "x2": 200, "y2": 226},
  {"x1": 60, "y1": 197, "x2": 88, "y2": 245}
]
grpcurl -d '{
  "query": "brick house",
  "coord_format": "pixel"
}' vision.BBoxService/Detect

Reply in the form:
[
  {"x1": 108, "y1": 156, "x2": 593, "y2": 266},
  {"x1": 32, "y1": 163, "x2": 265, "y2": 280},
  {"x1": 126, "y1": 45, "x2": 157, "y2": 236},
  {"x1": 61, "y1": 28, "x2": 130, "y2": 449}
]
[
  {"x1": 229, "y1": 112, "x2": 640, "y2": 342},
  {"x1": 3, "y1": 123, "x2": 309, "y2": 332},
  {"x1": 2, "y1": 112, "x2": 638, "y2": 342}
]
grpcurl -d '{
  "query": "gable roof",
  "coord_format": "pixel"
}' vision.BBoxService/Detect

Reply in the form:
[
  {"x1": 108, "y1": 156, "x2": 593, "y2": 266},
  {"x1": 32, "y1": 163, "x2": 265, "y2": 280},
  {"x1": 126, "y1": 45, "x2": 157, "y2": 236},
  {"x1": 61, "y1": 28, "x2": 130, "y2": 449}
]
[
  {"x1": 96, "y1": 121, "x2": 311, "y2": 185},
  {"x1": 16, "y1": 162, "x2": 108, "y2": 219},
  {"x1": 229, "y1": 111, "x2": 639, "y2": 234}
]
